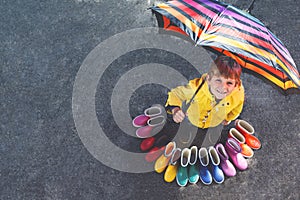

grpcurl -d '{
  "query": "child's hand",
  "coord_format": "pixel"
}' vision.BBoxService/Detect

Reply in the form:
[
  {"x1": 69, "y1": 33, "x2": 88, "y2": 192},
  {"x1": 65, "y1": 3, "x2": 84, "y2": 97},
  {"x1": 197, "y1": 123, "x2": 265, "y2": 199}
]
[
  {"x1": 172, "y1": 107, "x2": 186, "y2": 123},
  {"x1": 222, "y1": 120, "x2": 231, "y2": 125}
]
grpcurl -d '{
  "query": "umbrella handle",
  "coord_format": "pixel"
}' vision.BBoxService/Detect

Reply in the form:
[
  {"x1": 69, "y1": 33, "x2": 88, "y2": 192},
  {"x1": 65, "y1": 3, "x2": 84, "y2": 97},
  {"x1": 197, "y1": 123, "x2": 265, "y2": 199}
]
[
  {"x1": 245, "y1": 0, "x2": 256, "y2": 13},
  {"x1": 181, "y1": 79, "x2": 205, "y2": 113}
]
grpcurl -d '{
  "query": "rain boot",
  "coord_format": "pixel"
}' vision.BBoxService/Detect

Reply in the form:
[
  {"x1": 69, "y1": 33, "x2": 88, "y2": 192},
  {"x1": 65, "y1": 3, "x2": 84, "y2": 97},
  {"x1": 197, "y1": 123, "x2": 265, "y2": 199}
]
[
  {"x1": 229, "y1": 128, "x2": 254, "y2": 158},
  {"x1": 181, "y1": 148, "x2": 191, "y2": 167},
  {"x1": 215, "y1": 143, "x2": 236, "y2": 177},
  {"x1": 242, "y1": 133, "x2": 261, "y2": 150},
  {"x1": 225, "y1": 138, "x2": 248, "y2": 171},
  {"x1": 235, "y1": 119, "x2": 255, "y2": 135},
  {"x1": 132, "y1": 114, "x2": 150, "y2": 127},
  {"x1": 208, "y1": 146, "x2": 224, "y2": 184},
  {"x1": 235, "y1": 119, "x2": 261, "y2": 150},
  {"x1": 145, "y1": 146, "x2": 165, "y2": 163},
  {"x1": 170, "y1": 148, "x2": 181, "y2": 165},
  {"x1": 189, "y1": 146, "x2": 198, "y2": 165},
  {"x1": 154, "y1": 142, "x2": 175, "y2": 173},
  {"x1": 188, "y1": 146, "x2": 199, "y2": 184},
  {"x1": 154, "y1": 154, "x2": 171, "y2": 173},
  {"x1": 176, "y1": 165, "x2": 188, "y2": 187},
  {"x1": 140, "y1": 137, "x2": 155, "y2": 151},
  {"x1": 198, "y1": 147, "x2": 212, "y2": 185},
  {"x1": 132, "y1": 104, "x2": 163, "y2": 127},
  {"x1": 164, "y1": 163, "x2": 178, "y2": 183},
  {"x1": 164, "y1": 141, "x2": 176, "y2": 157},
  {"x1": 144, "y1": 105, "x2": 162, "y2": 117},
  {"x1": 136, "y1": 115, "x2": 166, "y2": 138}
]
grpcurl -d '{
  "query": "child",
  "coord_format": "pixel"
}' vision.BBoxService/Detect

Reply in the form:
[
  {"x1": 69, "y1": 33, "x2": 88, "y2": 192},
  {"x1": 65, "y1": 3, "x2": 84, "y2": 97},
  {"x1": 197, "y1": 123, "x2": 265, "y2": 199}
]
[{"x1": 165, "y1": 55, "x2": 244, "y2": 146}]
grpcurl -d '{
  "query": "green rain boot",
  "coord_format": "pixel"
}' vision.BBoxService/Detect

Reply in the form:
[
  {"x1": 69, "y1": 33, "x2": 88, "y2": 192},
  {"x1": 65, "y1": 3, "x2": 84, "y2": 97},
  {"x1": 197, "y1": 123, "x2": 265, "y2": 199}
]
[
  {"x1": 176, "y1": 165, "x2": 188, "y2": 187},
  {"x1": 188, "y1": 164, "x2": 199, "y2": 184}
]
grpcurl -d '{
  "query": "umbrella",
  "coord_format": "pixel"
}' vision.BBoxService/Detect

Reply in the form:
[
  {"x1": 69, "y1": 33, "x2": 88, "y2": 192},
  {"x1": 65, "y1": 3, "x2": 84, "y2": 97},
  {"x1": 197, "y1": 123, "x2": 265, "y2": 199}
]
[{"x1": 151, "y1": 0, "x2": 300, "y2": 92}]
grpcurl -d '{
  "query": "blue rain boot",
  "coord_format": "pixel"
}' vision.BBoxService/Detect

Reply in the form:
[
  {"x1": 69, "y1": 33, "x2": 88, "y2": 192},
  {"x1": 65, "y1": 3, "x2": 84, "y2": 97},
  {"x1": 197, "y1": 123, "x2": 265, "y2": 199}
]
[
  {"x1": 208, "y1": 146, "x2": 225, "y2": 184},
  {"x1": 199, "y1": 147, "x2": 212, "y2": 185}
]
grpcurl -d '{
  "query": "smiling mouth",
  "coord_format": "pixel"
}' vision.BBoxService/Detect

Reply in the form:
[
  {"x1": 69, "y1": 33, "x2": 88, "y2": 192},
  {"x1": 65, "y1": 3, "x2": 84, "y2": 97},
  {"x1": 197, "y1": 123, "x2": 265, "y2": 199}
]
[{"x1": 216, "y1": 90, "x2": 227, "y2": 95}]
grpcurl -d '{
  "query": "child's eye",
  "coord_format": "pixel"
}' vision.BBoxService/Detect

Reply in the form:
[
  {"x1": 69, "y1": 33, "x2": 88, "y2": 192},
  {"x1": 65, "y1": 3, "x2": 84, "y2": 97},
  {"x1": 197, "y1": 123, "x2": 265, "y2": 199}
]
[{"x1": 227, "y1": 81, "x2": 234, "y2": 85}]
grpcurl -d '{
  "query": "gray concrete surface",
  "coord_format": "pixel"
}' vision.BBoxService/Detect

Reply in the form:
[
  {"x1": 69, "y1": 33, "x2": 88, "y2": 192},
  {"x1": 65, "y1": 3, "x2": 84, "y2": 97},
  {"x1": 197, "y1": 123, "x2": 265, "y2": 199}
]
[{"x1": 1, "y1": 0, "x2": 299, "y2": 199}]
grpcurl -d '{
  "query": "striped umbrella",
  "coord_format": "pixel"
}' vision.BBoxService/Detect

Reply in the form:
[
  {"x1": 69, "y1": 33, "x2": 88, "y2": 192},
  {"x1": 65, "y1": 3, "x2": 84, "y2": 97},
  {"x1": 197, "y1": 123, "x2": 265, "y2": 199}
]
[{"x1": 151, "y1": 0, "x2": 300, "y2": 91}]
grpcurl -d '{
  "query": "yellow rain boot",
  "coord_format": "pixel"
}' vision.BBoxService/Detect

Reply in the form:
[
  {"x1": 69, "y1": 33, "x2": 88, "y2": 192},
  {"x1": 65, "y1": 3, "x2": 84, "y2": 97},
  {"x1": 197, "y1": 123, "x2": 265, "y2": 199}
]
[
  {"x1": 164, "y1": 163, "x2": 178, "y2": 183},
  {"x1": 154, "y1": 154, "x2": 171, "y2": 173}
]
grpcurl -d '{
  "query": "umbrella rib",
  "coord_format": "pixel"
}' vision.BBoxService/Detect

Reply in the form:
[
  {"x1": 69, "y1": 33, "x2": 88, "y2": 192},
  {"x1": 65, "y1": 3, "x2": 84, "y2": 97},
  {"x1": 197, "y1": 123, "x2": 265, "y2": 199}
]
[
  {"x1": 270, "y1": 34, "x2": 297, "y2": 68},
  {"x1": 272, "y1": 46, "x2": 299, "y2": 77}
]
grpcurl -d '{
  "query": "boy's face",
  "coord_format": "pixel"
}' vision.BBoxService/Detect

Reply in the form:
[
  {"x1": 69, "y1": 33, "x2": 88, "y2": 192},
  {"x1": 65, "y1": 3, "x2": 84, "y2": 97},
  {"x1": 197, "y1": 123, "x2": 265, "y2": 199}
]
[{"x1": 207, "y1": 75, "x2": 237, "y2": 100}]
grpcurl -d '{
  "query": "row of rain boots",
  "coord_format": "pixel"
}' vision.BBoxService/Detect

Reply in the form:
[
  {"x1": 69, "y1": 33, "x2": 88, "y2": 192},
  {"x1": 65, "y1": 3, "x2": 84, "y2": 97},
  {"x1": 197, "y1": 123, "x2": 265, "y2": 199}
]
[{"x1": 132, "y1": 109, "x2": 261, "y2": 186}]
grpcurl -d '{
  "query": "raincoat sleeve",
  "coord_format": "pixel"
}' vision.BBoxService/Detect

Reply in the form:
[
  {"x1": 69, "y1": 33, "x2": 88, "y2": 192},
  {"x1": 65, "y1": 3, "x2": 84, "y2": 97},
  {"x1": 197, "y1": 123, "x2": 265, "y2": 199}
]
[
  {"x1": 165, "y1": 78, "x2": 202, "y2": 113},
  {"x1": 225, "y1": 85, "x2": 245, "y2": 122}
]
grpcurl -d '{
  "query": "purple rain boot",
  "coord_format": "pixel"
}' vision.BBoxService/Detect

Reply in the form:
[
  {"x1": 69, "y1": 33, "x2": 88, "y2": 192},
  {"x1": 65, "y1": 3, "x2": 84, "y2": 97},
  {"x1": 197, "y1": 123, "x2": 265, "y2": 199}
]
[
  {"x1": 225, "y1": 138, "x2": 248, "y2": 171},
  {"x1": 215, "y1": 143, "x2": 236, "y2": 177}
]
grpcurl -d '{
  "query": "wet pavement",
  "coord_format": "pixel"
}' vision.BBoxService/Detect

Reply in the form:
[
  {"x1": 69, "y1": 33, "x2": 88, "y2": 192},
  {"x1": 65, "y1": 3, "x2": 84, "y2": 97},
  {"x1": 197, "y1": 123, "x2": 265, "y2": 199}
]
[{"x1": 1, "y1": 0, "x2": 299, "y2": 199}]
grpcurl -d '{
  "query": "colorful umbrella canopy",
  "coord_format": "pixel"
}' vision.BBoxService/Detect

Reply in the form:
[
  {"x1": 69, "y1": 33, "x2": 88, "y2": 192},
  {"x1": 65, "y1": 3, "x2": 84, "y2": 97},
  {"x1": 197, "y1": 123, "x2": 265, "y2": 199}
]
[{"x1": 151, "y1": 0, "x2": 300, "y2": 91}]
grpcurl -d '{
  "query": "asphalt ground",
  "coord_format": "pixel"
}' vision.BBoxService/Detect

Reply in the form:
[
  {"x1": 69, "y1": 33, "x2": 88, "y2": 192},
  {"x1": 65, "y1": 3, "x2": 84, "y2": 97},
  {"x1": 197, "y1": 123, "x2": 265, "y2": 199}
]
[{"x1": 1, "y1": 0, "x2": 300, "y2": 199}]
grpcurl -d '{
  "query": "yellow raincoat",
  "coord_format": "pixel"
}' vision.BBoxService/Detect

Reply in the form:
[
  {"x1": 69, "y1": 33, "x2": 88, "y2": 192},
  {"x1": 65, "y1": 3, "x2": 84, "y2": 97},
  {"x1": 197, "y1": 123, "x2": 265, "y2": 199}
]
[{"x1": 165, "y1": 74, "x2": 244, "y2": 128}]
